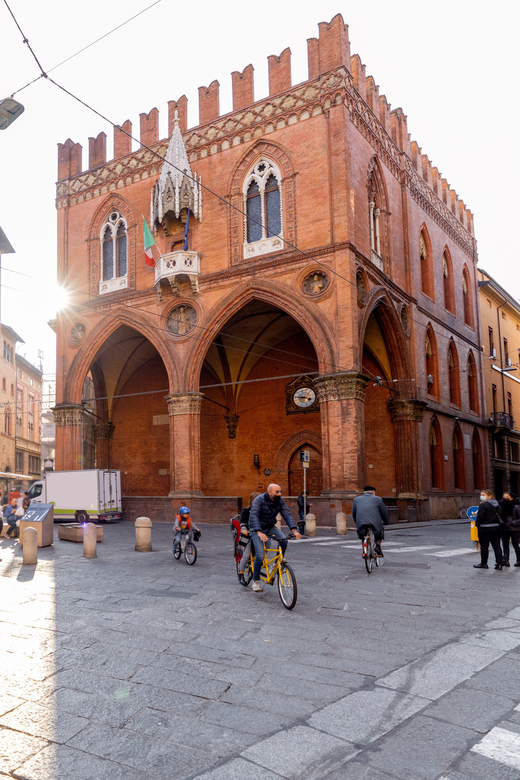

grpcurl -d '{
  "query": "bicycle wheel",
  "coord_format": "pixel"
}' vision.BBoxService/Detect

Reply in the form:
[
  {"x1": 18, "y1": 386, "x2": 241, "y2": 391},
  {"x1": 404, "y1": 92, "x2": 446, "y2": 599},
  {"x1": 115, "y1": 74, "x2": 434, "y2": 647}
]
[
  {"x1": 241, "y1": 562, "x2": 253, "y2": 587},
  {"x1": 184, "y1": 542, "x2": 197, "y2": 565},
  {"x1": 277, "y1": 563, "x2": 297, "y2": 610},
  {"x1": 364, "y1": 537, "x2": 373, "y2": 574},
  {"x1": 173, "y1": 543, "x2": 181, "y2": 559}
]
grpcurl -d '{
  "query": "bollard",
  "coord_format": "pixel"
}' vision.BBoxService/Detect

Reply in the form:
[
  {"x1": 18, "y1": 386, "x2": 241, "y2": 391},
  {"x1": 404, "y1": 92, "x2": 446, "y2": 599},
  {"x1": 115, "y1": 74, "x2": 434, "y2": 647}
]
[
  {"x1": 305, "y1": 513, "x2": 316, "y2": 537},
  {"x1": 336, "y1": 512, "x2": 347, "y2": 535},
  {"x1": 22, "y1": 527, "x2": 37, "y2": 565},
  {"x1": 135, "y1": 516, "x2": 152, "y2": 552},
  {"x1": 83, "y1": 522, "x2": 97, "y2": 559},
  {"x1": 275, "y1": 512, "x2": 282, "y2": 530}
]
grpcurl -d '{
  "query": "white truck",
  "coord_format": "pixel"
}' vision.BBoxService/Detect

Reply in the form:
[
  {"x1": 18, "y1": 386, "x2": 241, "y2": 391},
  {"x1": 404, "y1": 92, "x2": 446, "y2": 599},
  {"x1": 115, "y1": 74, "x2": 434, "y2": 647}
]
[{"x1": 26, "y1": 469, "x2": 122, "y2": 523}]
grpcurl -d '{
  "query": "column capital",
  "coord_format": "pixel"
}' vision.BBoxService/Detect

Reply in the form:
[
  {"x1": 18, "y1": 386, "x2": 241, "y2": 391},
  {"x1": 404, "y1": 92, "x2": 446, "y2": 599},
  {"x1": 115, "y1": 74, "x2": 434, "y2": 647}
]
[
  {"x1": 94, "y1": 422, "x2": 115, "y2": 441},
  {"x1": 166, "y1": 392, "x2": 205, "y2": 416},
  {"x1": 53, "y1": 404, "x2": 85, "y2": 426},
  {"x1": 387, "y1": 398, "x2": 427, "y2": 423},
  {"x1": 315, "y1": 372, "x2": 370, "y2": 403}
]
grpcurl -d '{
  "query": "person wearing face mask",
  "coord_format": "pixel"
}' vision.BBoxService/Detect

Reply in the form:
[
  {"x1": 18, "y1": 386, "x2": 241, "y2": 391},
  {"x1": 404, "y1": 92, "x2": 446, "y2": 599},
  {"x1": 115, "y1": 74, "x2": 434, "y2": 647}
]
[{"x1": 474, "y1": 489, "x2": 503, "y2": 570}]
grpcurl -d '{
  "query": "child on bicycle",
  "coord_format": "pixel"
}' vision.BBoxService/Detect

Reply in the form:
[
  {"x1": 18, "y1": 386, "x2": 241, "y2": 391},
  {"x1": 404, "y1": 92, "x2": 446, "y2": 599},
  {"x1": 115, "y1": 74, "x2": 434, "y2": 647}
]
[{"x1": 172, "y1": 506, "x2": 200, "y2": 554}]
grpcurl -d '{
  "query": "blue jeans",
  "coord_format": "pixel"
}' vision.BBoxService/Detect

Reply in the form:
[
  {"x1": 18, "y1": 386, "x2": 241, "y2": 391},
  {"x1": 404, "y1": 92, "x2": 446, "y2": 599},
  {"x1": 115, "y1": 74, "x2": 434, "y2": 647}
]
[
  {"x1": 250, "y1": 527, "x2": 287, "y2": 581},
  {"x1": 172, "y1": 529, "x2": 192, "y2": 552}
]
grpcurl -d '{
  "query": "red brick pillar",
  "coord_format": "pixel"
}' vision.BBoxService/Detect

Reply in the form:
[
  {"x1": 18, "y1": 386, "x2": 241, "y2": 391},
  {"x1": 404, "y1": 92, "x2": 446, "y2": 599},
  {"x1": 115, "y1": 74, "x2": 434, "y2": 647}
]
[
  {"x1": 94, "y1": 422, "x2": 115, "y2": 469},
  {"x1": 53, "y1": 404, "x2": 85, "y2": 470},
  {"x1": 315, "y1": 372, "x2": 369, "y2": 498},
  {"x1": 166, "y1": 393, "x2": 204, "y2": 498},
  {"x1": 387, "y1": 398, "x2": 427, "y2": 506}
]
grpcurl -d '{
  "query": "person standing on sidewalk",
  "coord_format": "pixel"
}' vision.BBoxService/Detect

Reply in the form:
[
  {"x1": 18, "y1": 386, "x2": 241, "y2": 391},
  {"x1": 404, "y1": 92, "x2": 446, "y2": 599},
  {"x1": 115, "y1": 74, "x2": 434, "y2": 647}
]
[
  {"x1": 499, "y1": 492, "x2": 520, "y2": 568},
  {"x1": 474, "y1": 489, "x2": 503, "y2": 570},
  {"x1": 352, "y1": 486, "x2": 390, "y2": 556},
  {"x1": 248, "y1": 484, "x2": 301, "y2": 592}
]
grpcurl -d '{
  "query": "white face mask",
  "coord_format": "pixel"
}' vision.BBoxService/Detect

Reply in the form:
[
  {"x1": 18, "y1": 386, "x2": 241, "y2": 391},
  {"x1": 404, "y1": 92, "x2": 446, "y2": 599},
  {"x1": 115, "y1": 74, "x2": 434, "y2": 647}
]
[{"x1": 480, "y1": 494, "x2": 487, "y2": 502}]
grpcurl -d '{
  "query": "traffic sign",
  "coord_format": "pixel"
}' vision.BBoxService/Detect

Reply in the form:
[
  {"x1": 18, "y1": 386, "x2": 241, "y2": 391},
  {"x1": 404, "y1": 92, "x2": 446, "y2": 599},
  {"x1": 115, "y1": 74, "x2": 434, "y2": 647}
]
[
  {"x1": 299, "y1": 450, "x2": 310, "y2": 463},
  {"x1": 466, "y1": 506, "x2": 479, "y2": 520}
]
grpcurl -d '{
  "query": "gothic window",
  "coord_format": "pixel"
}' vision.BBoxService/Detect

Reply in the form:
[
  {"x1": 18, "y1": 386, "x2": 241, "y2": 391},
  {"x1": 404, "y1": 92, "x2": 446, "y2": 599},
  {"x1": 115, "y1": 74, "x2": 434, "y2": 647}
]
[
  {"x1": 452, "y1": 423, "x2": 465, "y2": 490},
  {"x1": 419, "y1": 227, "x2": 434, "y2": 299},
  {"x1": 100, "y1": 210, "x2": 128, "y2": 294},
  {"x1": 442, "y1": 248, "x2": 455, "y2": 314},
  {"x1": 462, "y1": 266, "x2": 474, "y2": 328},
  {"x1": 425, "y1": 326, "x2": 439, "y2": 398},
  {"x1": 430, "y1": 416, "x2": 444, "y2": 489},
  {"x1": 447, "y1": 341, "x2": 461, "y2": 407},
  {"x1": 472, "y1": 429, "x2": 483, "y2": 491},
  {"x1": 4, "y1": 406, "x2": 10, "y2": 435},
  {"x1": 467, "y1": 351, "x2": 479, "y2": 414},
  {"x1": 243, "y1": 159, "x2": 283, "y2": 258},
  {"x1": 367, "y1": 158, "x2": 389, "y2": 274}
]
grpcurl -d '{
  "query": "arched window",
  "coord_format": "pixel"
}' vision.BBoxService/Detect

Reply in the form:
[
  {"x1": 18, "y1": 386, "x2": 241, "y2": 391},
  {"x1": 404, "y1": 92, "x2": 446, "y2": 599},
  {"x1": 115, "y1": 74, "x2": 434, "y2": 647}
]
[
  {"x1": 243, "y1": 159, "x2": 283, "y2": 258},
  {"x1": 447, "y1": 341, "x2": 461, "y2": 407},
  {"x1": 472, "y1": 429, "x2": 483, "y2": 491},
  {"x1": 467, "y1": 351, "x2": 479, "y2": 414},
  {"x1": 462, "y1": 266, "x2": 474, "y2": 328},
  {"x1": 425, "y1": 326, "x2": 439, "y2": 398},
  {"x1": 100, "y1": 210, "x2": 128, "y2": 294},
  {"x1": 2, "y1": 378, "x2": 5, "y2": 392},
  {"x1": 4, "y1": 406, "x2": 11, "y2": 435},
  {"x1": 419, "y1": 227, "x2": 434, "y2": 299},
  {"x1": 430, "y1": 416, "x2": 444, "y2": 489},
  {"x1": 367, "y1": 158, "x2": 389, "y2": 273},
  {"x1": 452, "y1": 424, "x2": 465, "y2": 490},
  {"x1": 442, "y1": 248, "x2": 455, "y2": 314}
]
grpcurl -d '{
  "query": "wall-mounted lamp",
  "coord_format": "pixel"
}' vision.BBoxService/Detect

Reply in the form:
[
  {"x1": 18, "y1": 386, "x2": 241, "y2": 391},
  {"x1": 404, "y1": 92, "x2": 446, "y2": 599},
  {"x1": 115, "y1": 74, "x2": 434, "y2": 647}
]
[
  {"x1": 264, "y1": 468, "x2": 271, "y2": 476},
  {"x1": 253, "y1": 454, "x2": 260, "y2": 468}
]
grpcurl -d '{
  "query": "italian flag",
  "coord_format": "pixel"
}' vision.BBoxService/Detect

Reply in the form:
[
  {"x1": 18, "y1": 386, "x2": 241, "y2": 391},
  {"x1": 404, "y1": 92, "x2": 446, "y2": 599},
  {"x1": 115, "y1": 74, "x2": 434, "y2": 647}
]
[{"x1": 143, "y1": 218, "x2": 156, "y2": 267}]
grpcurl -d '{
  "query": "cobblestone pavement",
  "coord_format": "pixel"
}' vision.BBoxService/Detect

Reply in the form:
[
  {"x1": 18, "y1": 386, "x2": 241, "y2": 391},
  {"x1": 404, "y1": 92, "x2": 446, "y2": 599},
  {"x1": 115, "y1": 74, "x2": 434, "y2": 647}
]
[{"x1": 2, "y1": 519, "x2": 520, "y2": 779}]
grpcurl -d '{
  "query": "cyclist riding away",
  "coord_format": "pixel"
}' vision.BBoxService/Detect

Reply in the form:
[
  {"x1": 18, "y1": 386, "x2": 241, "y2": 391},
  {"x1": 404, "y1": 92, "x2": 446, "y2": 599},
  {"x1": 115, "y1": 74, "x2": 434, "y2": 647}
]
[
  {"x1": 352, "y1": 485, "x2": 389, "y2": 556},
  {"x1": 248, "y1": 484, "x2": 301, "y2": 592},
  {"x1": 172, "y1": 506, "x2": 200, "y2": 554}
]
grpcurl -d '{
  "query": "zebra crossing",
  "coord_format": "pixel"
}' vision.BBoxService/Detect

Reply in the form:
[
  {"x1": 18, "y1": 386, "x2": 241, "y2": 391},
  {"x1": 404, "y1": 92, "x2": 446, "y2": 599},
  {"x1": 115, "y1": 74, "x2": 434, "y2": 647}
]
[{"x1": 294, "y1": 535, "x2": 477, "y2": 558}]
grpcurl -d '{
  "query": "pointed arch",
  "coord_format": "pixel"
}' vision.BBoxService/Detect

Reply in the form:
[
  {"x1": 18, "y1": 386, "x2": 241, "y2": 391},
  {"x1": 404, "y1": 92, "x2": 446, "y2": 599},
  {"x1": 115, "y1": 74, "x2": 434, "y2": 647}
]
[
  {"x1": 87, "y1": 193, "x2": 138, "y2": 298},
  {"x1": 472, "y1": 428, "x2": 484, "y2": 491},
  {"x1": 452, "y1": 422, "x2": 465, "y2": 490},
  {"x1": 367, "y1": 156, "x2": 391, "y2": 273},
  {"x1": 430, "y1": 415, "x2": 444, "y2": 489},
  {"x1": 447, "y1": 339, "x2": 461, "y2": 407},
  {"x1": 467, "y1": 350, "x2": 479, "y2": 414},
  {"x1": 183, "y1": 280, "x2": 337, "y2": 391},
  {"x1": 425, "y1": 323, "x2": 439, "y2": 399},
  {"x1": 462, "y1": 264, "x2": 474, "y2": 328},
  {"x1": 419, "y1": 224, "x2": 434, "y2": 299},
  {"x1": 442, "y1": 246, "x2": 455, "y2": 314},
  {"x1": 63, "y1": 307, "x2": 181, "y2": 404}
]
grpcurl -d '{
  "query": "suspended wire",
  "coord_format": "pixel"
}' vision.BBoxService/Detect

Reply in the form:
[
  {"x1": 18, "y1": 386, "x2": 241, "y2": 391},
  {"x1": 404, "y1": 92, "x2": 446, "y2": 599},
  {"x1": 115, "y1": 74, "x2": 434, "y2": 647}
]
[
  {"x1": 5, "y1": 0, "x2": 162, "y2": 98},
  {"x1": 3, "y1": 1, "x2": 489, "y2": 400}
]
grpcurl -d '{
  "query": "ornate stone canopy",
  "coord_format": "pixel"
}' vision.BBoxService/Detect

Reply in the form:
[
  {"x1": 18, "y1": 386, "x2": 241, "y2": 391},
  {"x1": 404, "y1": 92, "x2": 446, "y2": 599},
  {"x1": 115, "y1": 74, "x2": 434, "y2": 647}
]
[{"x1": 152, "y1": 111, "x2": 202, "y2": 228}]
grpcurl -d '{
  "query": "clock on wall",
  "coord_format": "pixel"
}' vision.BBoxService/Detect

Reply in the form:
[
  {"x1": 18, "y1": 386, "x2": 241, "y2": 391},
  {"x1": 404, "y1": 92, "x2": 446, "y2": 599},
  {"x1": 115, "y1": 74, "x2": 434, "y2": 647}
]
[{"x1": 285, "y1": 376, "x2": 319, "y2": 415}]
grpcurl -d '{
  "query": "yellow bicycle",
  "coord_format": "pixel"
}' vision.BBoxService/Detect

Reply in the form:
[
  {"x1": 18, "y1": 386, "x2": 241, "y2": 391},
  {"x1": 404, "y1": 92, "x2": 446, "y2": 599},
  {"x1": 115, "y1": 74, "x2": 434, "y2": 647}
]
[{"x1": 241, "y1": 536, "x2": 298, "y2": 610}]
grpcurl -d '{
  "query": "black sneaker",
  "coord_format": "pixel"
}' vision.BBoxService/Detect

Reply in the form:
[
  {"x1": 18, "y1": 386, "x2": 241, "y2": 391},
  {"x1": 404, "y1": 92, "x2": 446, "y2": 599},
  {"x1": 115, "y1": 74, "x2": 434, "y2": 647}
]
[{"x1": 374, "y1": 544, "x2": 383, "y2": 557}]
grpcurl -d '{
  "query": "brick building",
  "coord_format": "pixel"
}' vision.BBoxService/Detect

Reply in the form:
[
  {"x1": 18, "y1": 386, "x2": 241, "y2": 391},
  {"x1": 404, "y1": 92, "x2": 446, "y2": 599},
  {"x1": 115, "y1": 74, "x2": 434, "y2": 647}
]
[
  {"x1": 478, "y1": 269, "x2": 520, "y2": 497},
  {"x1": 15, "y1": 354, "x2": 43, "y2": 485},
  {"x1": 53, "y1": 14, "x2": 487, "y2": 522}
]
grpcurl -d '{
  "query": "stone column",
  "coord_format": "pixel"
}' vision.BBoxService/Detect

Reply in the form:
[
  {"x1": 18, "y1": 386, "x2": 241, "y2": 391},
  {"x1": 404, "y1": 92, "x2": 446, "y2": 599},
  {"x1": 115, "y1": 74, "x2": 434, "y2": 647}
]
[
  {"x1": 94, "y1": 422, "x2": 115, "y2": 469},
  {"x1": 387, "y1": 398, "x2": 427, "y2": 498},
  {"x1": 53, "y1": 404, "x2": 85, "y2": 470},
  {"x1": 315, "y1": 372, "x2": 369, "y2": 498},
  {"x1": 166, "y1": 392, "x2": 204, "y2": 498}
]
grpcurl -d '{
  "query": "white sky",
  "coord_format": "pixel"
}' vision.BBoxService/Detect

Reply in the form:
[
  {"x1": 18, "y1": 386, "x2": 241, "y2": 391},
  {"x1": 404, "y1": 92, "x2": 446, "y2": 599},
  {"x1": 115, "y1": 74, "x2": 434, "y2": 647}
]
[{"x1": 0, "y1": 0, "x2": 518, "y2": 382}]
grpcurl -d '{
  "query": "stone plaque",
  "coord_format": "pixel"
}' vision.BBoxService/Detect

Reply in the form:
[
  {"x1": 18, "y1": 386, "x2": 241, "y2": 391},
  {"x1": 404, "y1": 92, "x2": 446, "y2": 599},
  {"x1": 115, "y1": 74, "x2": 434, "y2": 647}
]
[{"x1": 167, "y1": 304, "x2": 197, "y2": 336}]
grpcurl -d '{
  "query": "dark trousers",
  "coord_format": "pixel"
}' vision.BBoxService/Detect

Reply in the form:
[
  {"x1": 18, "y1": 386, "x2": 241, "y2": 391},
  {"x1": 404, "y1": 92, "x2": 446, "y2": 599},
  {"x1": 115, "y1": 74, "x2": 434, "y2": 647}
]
[
  {"x1": 502, "y1": 527, "x2": 520, "y2": 563},
  {"x1": 478, "y1": 526, "x2": 503, "y2": 566}
]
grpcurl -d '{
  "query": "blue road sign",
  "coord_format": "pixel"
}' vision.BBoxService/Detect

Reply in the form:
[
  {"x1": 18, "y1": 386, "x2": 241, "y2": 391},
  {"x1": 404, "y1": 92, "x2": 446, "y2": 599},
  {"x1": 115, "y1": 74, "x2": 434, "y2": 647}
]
[{"x1": 466, "y1": 506, "x2": 479, "y2": 520}]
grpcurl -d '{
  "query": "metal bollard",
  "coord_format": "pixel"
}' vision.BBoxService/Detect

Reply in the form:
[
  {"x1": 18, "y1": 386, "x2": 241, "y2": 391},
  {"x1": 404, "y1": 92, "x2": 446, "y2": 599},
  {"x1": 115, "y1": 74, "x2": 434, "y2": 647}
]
[
  {"x1": 336, "y1": 512, "x2": 347, "y2": 535},
  {"x1": 22, "y1": 527, "x2": 37, "y2": 565},
  {"x1": 83, "y1": 522, "x2": 97, "y2": 559},
  {"x1": 135, "y1": 516, "x2": 152, "y2": 552},
  {"x1": 305, "y1": 513, "x2": 316, "y2": 537}
]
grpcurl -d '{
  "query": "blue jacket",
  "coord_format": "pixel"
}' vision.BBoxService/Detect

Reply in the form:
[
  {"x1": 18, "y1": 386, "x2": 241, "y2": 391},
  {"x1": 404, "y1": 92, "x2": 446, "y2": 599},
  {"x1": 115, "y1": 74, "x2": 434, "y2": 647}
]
[{"x1": 249, "y1": 492, "x2": 297, "y2": 533}]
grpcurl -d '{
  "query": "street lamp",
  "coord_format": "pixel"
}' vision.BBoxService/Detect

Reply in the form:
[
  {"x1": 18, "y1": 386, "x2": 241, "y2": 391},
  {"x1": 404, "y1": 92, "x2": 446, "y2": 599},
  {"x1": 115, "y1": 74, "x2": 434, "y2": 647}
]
[{"x1": 0, "y1": 98, "x2": 24, "y2": 130}]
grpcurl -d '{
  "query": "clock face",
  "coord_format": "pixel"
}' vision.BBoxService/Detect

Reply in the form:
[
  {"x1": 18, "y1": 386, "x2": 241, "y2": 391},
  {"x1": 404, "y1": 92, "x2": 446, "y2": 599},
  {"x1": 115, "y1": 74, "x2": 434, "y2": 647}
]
[{"x1": 293, "y1": 387, "x2": 316, "y2": 408}]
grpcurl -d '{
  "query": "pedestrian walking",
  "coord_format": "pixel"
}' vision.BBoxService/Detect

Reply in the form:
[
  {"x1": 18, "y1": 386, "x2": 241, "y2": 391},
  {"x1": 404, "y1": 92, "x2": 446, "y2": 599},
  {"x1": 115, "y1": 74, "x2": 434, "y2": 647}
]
[
  {"x1": 352, "y1": 486, "x2": 390, "y2": 556},
  {"x1": 296, "y1": 491, "x2": 312, "y2": 536},
  {"x1": 474, "y1": 489, "x2": 503, "y2": 570},
  {"x1": 500, "y1": 492, "x2": 520, "y2": 567}
]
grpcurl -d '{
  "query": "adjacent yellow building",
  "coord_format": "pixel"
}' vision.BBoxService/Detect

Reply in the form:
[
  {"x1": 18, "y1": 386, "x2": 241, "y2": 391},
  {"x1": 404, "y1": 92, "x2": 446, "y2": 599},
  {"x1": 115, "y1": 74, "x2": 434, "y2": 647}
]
[{"x1": 478, "y1": 269, "x2": 520, "y2": 497}]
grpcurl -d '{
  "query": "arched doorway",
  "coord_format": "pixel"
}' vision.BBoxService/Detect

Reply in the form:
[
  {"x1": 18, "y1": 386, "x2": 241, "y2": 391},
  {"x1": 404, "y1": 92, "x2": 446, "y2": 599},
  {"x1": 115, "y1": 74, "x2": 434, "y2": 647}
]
[
  {"x1": 198, "y1": 300, "x2": 322, "y2": 500},
  {"x1": 288, "y1": 444, "x2": 323, "y2": 496},
  {"x1": 83, "y1": 325, "x2": 171, "y2": 496}
]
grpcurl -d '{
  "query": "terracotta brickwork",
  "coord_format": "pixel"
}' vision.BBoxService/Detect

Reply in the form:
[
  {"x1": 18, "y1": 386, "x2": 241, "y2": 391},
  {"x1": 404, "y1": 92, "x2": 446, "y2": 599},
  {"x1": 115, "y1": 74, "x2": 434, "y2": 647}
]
[{"x1": 53, "y1": 13, "x2": 488, "y2": 522}]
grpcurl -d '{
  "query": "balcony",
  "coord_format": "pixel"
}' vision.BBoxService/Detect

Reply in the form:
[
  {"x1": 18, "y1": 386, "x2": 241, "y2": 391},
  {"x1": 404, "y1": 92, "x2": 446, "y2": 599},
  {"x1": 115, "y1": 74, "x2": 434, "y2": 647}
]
[
  {"x1": 489, "y1": 412, "x2": 514, "y2": 429},
  {"x1": 155, "y1": 251, "x2": 200, "y2": 297}
]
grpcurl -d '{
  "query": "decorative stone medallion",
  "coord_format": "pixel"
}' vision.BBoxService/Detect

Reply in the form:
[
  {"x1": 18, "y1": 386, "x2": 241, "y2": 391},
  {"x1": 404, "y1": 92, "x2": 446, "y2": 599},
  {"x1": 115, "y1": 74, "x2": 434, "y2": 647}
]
[
  {"x1": 70, "y1": 322, "x2": 86, "y2": 343},
  {"x1": 166, "y1": 304, "x2": 197, "y2": 336},
  {"x1": 303, "y1": 271, "x2": 329, "y2": 296}
]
